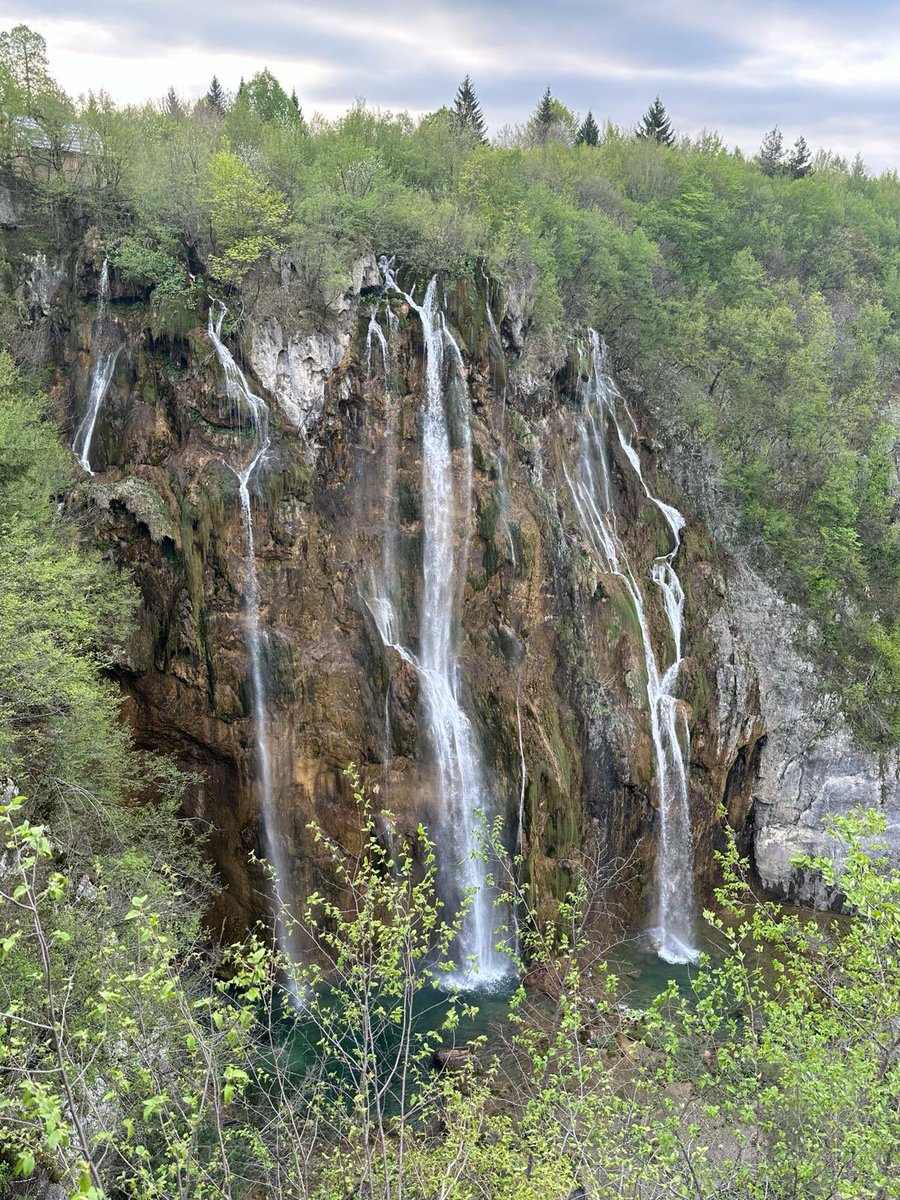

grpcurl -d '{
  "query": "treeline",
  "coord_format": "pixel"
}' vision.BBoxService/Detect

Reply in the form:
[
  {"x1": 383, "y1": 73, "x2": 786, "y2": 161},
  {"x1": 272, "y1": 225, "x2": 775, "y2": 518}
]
[{"x1": 3, "y1": 23, "x2": 900, "y2": 745}]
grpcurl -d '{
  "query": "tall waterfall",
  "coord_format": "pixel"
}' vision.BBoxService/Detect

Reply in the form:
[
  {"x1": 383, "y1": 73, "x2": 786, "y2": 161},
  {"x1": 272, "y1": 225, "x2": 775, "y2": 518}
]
[
  {"x1": 73, "y1": 259, "x2": 120, "y2": 474},
  {"x1": 207, "y1": 302, "x2": 299, "y2": 992},
  {"x1": 371, "y1": 261, "x2": 508, "y2": 984},
  {"x1": 566, "y1": 332, "x2": 698, "y2": 964}
]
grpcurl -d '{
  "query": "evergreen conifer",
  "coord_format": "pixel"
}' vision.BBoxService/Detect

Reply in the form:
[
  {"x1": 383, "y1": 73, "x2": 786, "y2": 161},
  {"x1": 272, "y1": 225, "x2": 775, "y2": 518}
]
[
  {"x1": 165, "y1": 86, "x2": 182, "y2": 119},
  {"x1": 535, "y1": 87, "x2": 554, "y2": 130},
  {"x1": 759, "y1": 126, "x2": 785, "y2": 176},
  {"x1": 452, "y1": 75, "x2": 487, "y2": 142},
  {"x1": 637, "y1": 96, "x2": 674, "y2": 145},
  {"x1": 575, "y1": 110, "x2": 600, "y2": 146},
  {"x1": 206, "y1": 75, "x2": 225, "y2": 112},
  {"x1": 788, "y1": 134, "x2": 812, "y2": 179}
]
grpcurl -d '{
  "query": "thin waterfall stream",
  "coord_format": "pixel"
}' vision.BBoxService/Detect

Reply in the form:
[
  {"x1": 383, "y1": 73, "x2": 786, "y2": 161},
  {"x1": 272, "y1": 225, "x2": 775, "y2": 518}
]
[
  {"x1": 566, "y1": 332, "x2": 698, "y2": 964},
  {"x1": 207, "y1": 302, "x2": 301, "y2": 998},
  {"x1": 73, "y1": 258, "x2": 121, "y2": 474},
  {"x1": 367, "y1": 260, "x2": 509, "y2": 984}
]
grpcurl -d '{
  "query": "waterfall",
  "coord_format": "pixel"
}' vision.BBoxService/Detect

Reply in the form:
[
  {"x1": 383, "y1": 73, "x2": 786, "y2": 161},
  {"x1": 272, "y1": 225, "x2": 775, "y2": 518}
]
[
  {"x1": 207, "y1": 302, "x2": 300, "y2": 997},
  {"x1": 96, "y1": 255, "x2": 110, "y2": 321},
  {"x1": 73, "y1": 259, "x2": 120, "y2": 474},
  {"x1": 374, "y1": 259, "x2": 508, "y2": 984},
  {"x1": 364, "y1": 306, "x2": 403, "y2": 651},
  {"x1": 565, "y1": 332, "x2": 698, "y2": 965}
]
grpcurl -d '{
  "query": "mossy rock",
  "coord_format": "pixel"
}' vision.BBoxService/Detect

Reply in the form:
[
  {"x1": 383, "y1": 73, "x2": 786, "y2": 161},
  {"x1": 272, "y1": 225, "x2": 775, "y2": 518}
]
[{"x1": 90, "y1": 476, "x2": 180, "y2": 547}]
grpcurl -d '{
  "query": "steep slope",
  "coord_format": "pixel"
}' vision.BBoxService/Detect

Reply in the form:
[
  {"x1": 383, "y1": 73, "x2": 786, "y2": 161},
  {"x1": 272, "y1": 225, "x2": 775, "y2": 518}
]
[{"x1": 24, "y1": 240, "x2": 892, "y2": 949}]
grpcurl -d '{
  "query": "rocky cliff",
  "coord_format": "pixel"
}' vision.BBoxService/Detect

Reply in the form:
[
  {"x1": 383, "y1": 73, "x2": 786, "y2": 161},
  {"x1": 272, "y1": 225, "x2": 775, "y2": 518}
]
[{"x1": 26, "y1": 239, "x2": 895, "y2": 946}]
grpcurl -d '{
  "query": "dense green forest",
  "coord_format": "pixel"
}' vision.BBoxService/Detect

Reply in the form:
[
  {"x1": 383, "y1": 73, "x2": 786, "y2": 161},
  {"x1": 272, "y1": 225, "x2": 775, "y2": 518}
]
[{"x1": 2, "y1": 21, "x2": 900, "y2": 1198}]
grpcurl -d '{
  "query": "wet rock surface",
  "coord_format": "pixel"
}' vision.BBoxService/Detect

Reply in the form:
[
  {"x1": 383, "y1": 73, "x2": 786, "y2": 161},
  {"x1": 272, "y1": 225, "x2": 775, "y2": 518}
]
[{"x1": 42, "y1": 246, "x2": 891, "y2": 940}]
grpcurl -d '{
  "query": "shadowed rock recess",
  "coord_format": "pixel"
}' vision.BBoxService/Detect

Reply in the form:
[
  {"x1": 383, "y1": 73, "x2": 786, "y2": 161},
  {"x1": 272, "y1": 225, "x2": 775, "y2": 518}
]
[{"x1": 44, "y1": 244, "x2": 900, "y2": 950}]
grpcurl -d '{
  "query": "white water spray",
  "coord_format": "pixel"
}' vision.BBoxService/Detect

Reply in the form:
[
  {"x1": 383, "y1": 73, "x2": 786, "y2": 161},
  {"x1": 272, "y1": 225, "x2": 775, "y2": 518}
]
[
  {"x1": 73, "y1": 259, "x2": 120, "y2": 474},
  {"x1": 566, "y1": 332, "x2": 698, "y2": 964},
  {"x1": 207, "y1": 302, "x2": 301, "y2": 996},
  {"x1": 374, "y1": 259, "x2": 508, "y2": 983}
]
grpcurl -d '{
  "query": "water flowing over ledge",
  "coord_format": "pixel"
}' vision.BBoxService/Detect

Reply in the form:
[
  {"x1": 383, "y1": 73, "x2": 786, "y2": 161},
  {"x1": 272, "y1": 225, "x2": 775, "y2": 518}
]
[
  {"x1": 565, "y1": 332, "x2": 699, "y2": 965},
  {"x1": 207, "y1": 300, "x2": 304, "y2": 1003},
  {"x1": 73, "y1": 258, "x2": 120, "y2": 475},
  {"x1": 365, "y1": 259, "x2": 512, "y2": 986}
]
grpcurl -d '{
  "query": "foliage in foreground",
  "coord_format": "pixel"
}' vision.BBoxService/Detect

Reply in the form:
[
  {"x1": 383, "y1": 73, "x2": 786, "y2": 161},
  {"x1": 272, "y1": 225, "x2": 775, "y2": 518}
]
[{"x1": 1, "y1": 771, "x2": 898, "y2": 1199}]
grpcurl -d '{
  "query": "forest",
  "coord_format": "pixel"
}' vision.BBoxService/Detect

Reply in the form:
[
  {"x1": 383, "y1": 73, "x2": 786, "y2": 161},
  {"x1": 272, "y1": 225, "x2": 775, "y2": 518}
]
[{"x1": 1, "y1": 20, "x2": 900, "y2": 1199}]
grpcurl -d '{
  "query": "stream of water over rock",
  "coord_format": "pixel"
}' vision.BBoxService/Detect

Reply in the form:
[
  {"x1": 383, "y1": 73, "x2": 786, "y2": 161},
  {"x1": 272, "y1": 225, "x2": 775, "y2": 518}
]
[
  {"x1": 364, "y1": 262, "x2": 510, "y2": 985},
  {"x1": 565, "y1": 332, "x2": 698, "y2": 964},
  {"x1": 207, "y1": 301, "x2": 302, "y2": 999},
  {"x1": 72, "y1": 258, "x2": 120, "y2": 474}
]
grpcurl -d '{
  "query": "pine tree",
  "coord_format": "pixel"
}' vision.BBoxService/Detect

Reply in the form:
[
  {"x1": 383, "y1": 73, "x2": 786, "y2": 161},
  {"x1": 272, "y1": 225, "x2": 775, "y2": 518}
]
[
  {"x1": 759, "y1": 126, "x2": 785, "y2": 176},
  {"x1": 165, "y1": 86, "x2": 182, "y2": 119},
  {"x1": 851, "y1": 152, "x2": 867, "y2": 179},
  {"x1": 451, "y1": 75, "x2": 487, "y2": 143},
  {"x1": 788, "y1": 135, "x2": 812, "y2": 179},
  {"x1": 206, "y1": 75, "x2": 225, "y2": 112},
  {"x1": 291, "y1": 88, "x2": 299, "y2": 110},
  {"x1": 575, "y1": 110, "x2": 599, "y2": 147},
  {"x1": 636, "y1": 96, "x2": 674, "y2": 146},
  {"x1": 535, "y1": 87, "x2": 554, "y2": 131}
]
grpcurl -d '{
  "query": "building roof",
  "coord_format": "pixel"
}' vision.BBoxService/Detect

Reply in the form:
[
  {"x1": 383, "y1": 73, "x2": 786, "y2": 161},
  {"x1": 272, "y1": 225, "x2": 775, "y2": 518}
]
[{"x1": 11, "y1": 115, "x2": 100, "y2": 154}]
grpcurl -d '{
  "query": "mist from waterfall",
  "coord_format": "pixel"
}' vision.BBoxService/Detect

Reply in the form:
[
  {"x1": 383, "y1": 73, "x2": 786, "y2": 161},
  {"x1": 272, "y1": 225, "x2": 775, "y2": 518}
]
[
  {"x1": 565, "y1": 331, "x2": 698, "y2": 965},
  {"x1": 207, "y1": 302, "x2": 301, "y2": 998},
  {"x1": 72, "y1": 258, "x2": 120, "y2": 474},
  {"x1": 368, "y1": 260, "x2": 509, "y2": 985}
]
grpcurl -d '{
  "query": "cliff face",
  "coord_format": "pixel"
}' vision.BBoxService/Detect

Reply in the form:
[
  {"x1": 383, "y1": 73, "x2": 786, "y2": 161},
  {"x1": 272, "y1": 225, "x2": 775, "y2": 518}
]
[{"x1": 31, "y1": 240, "x2": 886, "y2": 943}]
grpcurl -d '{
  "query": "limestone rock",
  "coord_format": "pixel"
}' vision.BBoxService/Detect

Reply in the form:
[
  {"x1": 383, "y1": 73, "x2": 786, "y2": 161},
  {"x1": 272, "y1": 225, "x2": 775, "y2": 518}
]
[{"x1": 726, "y1": 564, "x2": 900, "y2": 902}]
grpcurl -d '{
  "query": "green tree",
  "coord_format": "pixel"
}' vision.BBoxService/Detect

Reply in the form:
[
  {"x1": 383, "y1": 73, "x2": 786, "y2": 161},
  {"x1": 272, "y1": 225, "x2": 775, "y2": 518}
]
[
  {"x1": 452, "y1": 74, "x2": 487, "y2": 143},
  {"x1": 0, "y1": 22, "x2": 73, "y2": 175},
  {"x1": 526, "y1": 87, "x2": 576, "y2": 147},
  {"x1": 533, "y1": 86, "x2": 554, "y2": 141},
  {"x1": 759, "y1": 124, "x2": 785, "y2": 175},
  {"x1": 244, "y1": 67, "x2": 300, "y2": 125},
  {"x1": 575, "y1": 109, "x2": 599, "y2": 146},
  {"x1": 0, "y1": 24, "x2": 54, "y2": 110},
  {"x1": 788, "y1": 133, "x2": 813, "y2": 178},
  {"x1": 203, "y1": 147, "x2": 290, "y2": 284},
  {"x1": 164, "y1": 86, "x2": 182, "y2": 119},
  {"x1": 636, "y1": 95, "x2": 675, "y2": 145},
  {"x1": 0, "y1": 353, "x2": 133, "y2": 803},
  {"x1": 205, "y1": 74, "x2": 225, "y2": 112}
]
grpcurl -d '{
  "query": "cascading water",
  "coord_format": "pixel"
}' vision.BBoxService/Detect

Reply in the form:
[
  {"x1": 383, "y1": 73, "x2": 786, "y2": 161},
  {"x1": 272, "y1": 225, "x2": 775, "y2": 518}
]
[
  {"x1": 565, "y1": 331, "x2": 698, "y2": 964},
  {"x1": 73, "y1": 258, "x2": 121, "y2": 474},
  {"x1": 364, "y1": 306, "x2": 403, "y2": 792},
  {"x1": 370, "y1": 259, "x2": 508, "y2": 984},
  {"x1": 207, "y1": 302, "x2": 301, "y2": 997}
]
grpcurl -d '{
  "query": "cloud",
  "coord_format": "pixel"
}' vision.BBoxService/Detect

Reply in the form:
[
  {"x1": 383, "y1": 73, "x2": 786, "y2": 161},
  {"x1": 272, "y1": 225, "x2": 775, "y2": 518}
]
[{"x1": 0, "y1": 0, "x2": 898, "y2": 168}]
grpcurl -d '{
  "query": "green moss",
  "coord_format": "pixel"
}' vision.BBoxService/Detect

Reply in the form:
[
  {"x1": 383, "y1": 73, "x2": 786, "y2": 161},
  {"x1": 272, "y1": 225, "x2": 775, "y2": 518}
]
[{"x1": 477, "y1": 493, "x2": 500, "y2": 542}]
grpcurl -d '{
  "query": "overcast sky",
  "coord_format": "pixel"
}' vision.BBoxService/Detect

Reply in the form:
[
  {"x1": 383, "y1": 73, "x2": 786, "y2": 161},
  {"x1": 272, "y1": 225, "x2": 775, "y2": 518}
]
[{"x1": 1, "y1": 0, "x2": 899, "y2": 170}]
